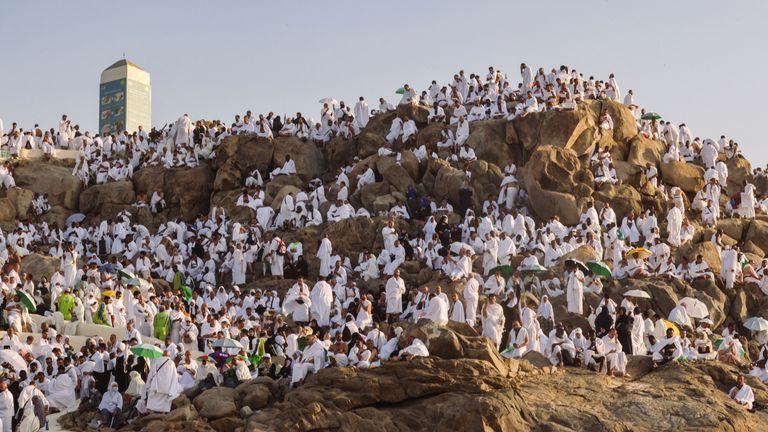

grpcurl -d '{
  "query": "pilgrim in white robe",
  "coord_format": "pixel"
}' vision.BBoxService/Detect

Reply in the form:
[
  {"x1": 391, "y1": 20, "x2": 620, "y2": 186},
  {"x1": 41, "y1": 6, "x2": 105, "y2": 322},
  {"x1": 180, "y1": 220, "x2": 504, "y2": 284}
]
[
  {"x1": 142, "y1": 355, "x2": 182, "y2": 413},
  {"x1": 482, "y1": 302, "x2": 505, "y2": 348},
  {"x1": 464, "y1": 277, "x2": 479, "y2": 326},
  {"x1": 385, "y1": 276, "x2": 406, "y2": 314}
]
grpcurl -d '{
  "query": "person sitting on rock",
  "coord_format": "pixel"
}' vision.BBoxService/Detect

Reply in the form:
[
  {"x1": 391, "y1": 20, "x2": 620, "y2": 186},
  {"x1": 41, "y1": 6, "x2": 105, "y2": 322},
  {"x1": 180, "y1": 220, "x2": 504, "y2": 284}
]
[{"x1": 729, "y1": 375, "x2": 755, "y2": 410}]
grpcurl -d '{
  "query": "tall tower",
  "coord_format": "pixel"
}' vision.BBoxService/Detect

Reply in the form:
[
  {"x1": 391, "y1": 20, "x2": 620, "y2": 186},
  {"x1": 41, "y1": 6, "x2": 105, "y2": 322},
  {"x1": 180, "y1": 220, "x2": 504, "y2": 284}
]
[{"x1": 99, "y1": 59, "x2": 151, "y2": 135}]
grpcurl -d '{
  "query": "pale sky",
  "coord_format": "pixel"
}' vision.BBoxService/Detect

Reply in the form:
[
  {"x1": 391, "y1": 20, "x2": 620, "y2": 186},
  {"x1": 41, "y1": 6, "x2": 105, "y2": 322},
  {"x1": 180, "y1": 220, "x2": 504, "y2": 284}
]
[{"x1": 1, "y1": 1, "x2": 766, "y2": 165}]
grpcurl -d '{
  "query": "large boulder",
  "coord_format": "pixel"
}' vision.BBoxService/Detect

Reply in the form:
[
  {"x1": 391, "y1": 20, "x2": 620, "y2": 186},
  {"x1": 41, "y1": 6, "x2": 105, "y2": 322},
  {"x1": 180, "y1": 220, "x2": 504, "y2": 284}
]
[
  {"x1": 593, "y1": 184, "x2": 643, "y2": 223},
  {"x1": 661, "y1": 161, "x2": 705, "y2": 193},
  {"x1": 523, "y1": 146, "x2": 582, "y2": 225},
  {"x1": 376, "y1": 155, "x2": 414, "y2": 194},
  {"x1": 212, "y1": 158, "x2": 242, "y2": 191},
  {"x1": 509, "y1": 103, "x2": 597, "y2": 158},
  {"x1": 466, "y1": 119, "x2": 511, "y2": 164},
  {"x1": 270, "y1": 185, "x2": 302, "y2": 210},
  {"x1": 79, "y1": 181, "x2": 135, "y2": 215},
  {"x1": 0, "y1": 198, "x2": 15, "y2": 222},
  {"x1": 233, "y1": 380, "x2": 273, "y2": 410},
  {"x1": 5, "y1": 188, "x2": 34, "y2": 220},
  {"x1": 193, "y1": 387, "x2": 236, "y2": 420},
  {"x1": 20, "y1": 253, "x2": 60, "y2": 282},
  {"x1": 627, "y1": 135, "x2": 665, "y2": 167},
  {"x1": 675, "y1": 241, "x2": 722, "y2": 275},
  {"x1": 526, "y1": 183, "x2": 580, "y2": 226},
  {"x1": 216, "y1": 134, "x2": 275, "y2": 175},
  {"x1": 746, "y1": 220, "x2": 768, "y2": 254},
  {"x1": 272, "y1": 137, "x2": 327, "y2": 181},
  {"x1": 133, "y1": 164, "x2": 214, "y2": 221},
  {"x1": 396, "y1": 102, "x2": 430, "y2": 124},
  {"x1": 589, "y1": 99, "x2": 639, "y2": 144},
  {"x1": 14, "y1": 162, "x2": 82, "y2": 210},
  {"x1": 725, "y1": 156, "x2": 752, "y2": 193}
]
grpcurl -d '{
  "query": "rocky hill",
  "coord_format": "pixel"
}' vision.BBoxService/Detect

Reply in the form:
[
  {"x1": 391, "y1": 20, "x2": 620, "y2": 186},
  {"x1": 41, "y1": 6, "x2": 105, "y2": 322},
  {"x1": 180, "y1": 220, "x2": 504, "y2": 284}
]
[{"x1": 14, "y1": 98, "x2": 768, "y2": 431}]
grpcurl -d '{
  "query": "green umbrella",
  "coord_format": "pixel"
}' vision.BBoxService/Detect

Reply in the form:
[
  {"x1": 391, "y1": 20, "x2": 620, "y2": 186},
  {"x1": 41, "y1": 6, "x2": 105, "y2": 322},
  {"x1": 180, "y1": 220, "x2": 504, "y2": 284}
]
[
  {"x1": 488, "y1": 265, "x2": 514, "y2": 278},
  {"x1": 125, "y1": 277, "x2": 149, "y2": 287},
  {"x1": 17, "y1": 291, "x2": 36, "y2": 311},
  {"x1": 586, "y1": 261, "x2": 612, "y2": 278},
  {"x1": 640, "y1": 112, "x2": 662, "y2": 121},
  {"x1": 519, "y1": 264, "x2": 547, "y2": 273},
  {"x1": 130, "y1": 343, "x2": 164, "y2": 359},
  {"x1": 118, "y1": 269, "x2": 136, "y2": 280},
  {"x1": 395, "y1": 87, "x2": 405, "y2": 95}
]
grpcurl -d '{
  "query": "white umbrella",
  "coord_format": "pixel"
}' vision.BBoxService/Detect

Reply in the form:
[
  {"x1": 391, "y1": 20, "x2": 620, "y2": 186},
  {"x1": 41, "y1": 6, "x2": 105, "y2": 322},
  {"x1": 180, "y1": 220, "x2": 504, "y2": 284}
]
[
  {"x1": 450, "y1": 242, "x2": 475, "y2": 255},
  {"x1": 0, "y1": 349, "x2": 27, "y2": 371},
  {"x1": 679, "y1": 297, "x2": 709, "y2": 319},
  {"x1": 212, "y1": 338, "x2": 244, "y2": 350},
  {"x1": 65, "y1": 213, "x2": 86, "y2": 226},
  {"x1": 623, "y1": 289, "x2": 651, "y2": 299},
  {"x1": 743, "y1": 317, "x2": 768, "y2": 332},
  {"x1": 318, "y1": 97, "x2": 338, "y2": 106}
]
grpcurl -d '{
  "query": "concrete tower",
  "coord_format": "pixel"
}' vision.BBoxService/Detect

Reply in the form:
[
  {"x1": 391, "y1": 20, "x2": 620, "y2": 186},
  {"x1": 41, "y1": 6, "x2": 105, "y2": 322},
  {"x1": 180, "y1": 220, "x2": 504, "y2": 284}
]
[{"x1": 99, "y1": 59, "x2": 151, "y2": 135}]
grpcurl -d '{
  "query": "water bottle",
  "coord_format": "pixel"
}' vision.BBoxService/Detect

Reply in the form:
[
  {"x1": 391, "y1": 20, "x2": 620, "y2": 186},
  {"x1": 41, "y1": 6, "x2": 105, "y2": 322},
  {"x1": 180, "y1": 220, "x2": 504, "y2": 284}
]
[{"x1": 45, "y1": 419, "x2": 49, "y2": 430}]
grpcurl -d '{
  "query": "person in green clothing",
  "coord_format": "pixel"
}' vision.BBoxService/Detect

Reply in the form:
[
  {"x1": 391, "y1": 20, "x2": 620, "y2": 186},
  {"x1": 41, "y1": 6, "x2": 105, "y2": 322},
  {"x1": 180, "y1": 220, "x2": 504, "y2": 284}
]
[
  {"x1": 58, "y1": 288, "x2": 75, "y2": 321},
  {"x1": 153, "y1": 305, "x2": 171, "y2": 340}
]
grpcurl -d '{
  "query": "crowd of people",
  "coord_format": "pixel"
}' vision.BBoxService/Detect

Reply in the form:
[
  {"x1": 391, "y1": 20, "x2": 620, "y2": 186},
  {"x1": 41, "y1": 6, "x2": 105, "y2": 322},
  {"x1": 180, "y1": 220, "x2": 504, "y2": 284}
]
[{"x1": 0, "y1": 62, "x2": 763, "y2": 430}]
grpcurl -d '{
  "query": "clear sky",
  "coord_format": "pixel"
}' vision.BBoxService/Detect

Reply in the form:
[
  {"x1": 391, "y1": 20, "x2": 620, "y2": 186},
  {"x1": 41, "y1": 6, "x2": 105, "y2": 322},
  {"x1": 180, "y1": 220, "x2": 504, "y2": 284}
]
[{"x1": 1, "y1": 1, "x2": 766, "y2": 164}]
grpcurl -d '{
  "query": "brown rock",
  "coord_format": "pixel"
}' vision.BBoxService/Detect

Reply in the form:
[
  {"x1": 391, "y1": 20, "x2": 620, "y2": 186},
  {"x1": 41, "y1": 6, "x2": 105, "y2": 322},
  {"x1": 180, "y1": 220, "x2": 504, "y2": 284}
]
[
  {"x1": 216, "y1": 134, "x2": 275, "y2": 175},
  {"x1": 79, "y1": 181, "x2": 135, "y2": 215},
  {"x1": 466, "y1": 119, "x2": 511, "y2": 164},
  {"x1": 627, "y1": 135, "x2": 665, "y2": 167},
  {"x1": 14, "y1": 162, "x2": 82, "y2": 210},
  {"x1": 193, "y1": 387, "x2": 237, "y2": 419},
  {"x1": 661, "y1": 161, "x2": 705, "y2": 193},
  {"x1": 272, "y1": 137, "x2": 326, "y2": 181}
]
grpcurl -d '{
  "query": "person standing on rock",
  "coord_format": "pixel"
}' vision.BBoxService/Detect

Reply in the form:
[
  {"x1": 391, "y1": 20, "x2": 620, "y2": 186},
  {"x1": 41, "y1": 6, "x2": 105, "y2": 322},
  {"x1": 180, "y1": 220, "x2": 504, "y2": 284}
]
[
  {"x1": 481, "y1": 294, "x2": 505, "y2": 348},
  {"x1": 385, "y1": 269, "x2": 406, "y2": 323},
  {"x1": 565, "y1": 262, "x2": 585, "y2": 315},
  {"x1": 463, "y1": 273, "x2": 480, "y2": 327},
  {"x1": 141, "y1": 350, "x2": 182, "y2": 413},
  {"x1": 317, "y1": 234, "x2": 333, "y2": 278}
]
